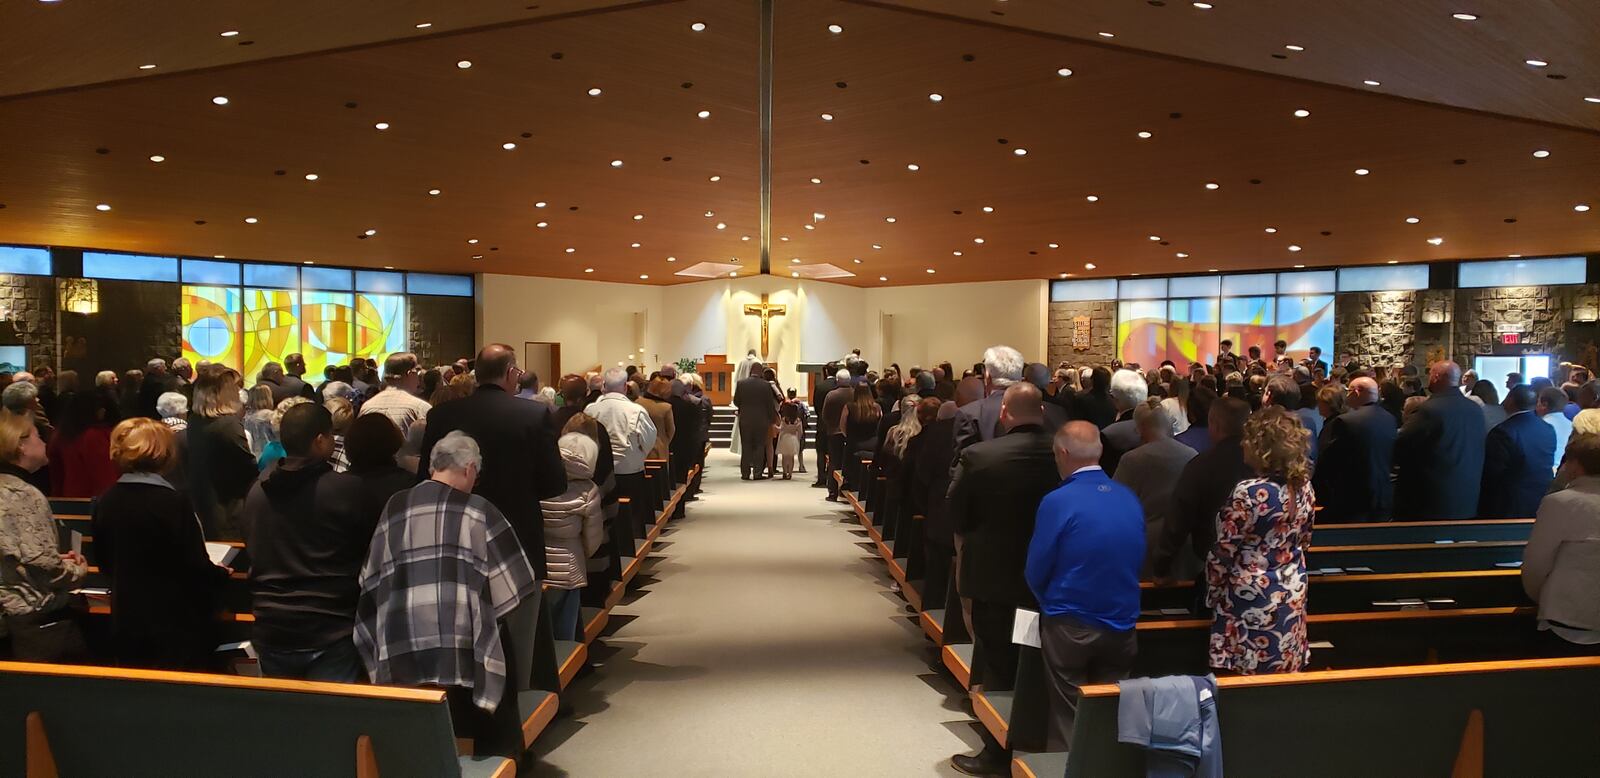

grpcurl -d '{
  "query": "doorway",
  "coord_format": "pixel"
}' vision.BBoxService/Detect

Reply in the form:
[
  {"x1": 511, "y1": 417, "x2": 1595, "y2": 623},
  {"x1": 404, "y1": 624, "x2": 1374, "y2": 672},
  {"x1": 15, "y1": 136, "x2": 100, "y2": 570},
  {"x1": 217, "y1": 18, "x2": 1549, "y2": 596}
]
[{"x1": 523, "y1": 341, "x2": 561, "y2": 389}]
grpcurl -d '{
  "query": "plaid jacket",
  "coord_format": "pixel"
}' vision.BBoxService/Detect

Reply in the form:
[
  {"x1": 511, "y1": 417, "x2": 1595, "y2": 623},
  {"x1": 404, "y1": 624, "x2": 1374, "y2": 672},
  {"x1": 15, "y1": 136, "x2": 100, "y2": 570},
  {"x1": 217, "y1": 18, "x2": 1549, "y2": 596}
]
[{"x1": 354, "y1": 480, "x2": 538, "y2": 712}]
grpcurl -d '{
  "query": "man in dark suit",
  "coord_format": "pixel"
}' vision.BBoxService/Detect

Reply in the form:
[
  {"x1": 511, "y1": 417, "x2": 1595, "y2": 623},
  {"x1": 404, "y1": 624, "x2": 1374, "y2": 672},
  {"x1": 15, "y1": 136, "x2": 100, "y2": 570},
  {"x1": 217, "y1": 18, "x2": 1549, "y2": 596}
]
[
  {"x1": 1394, "y1": 361, "x2": 1487, "y2": 520},
  {"x1": 911, "y1": 382, "x2": 978, "y2": 616},
  {"x1": 1072, "y1": 366, "x2": 1117, "y2": 429},
  {"x1": 416, "y1": 343, "x2": 567, "y2": 573},
  {"x1": 1305, "y1": 346, "x2": 1330, "y2": 378},
  {"x1": 810, "y1": 362, "x2": 838, "y2": 486},
  {"x1": 1479, "y1": 384, "x2": 1556, "y2": 518},
  {"x1": 1313, "y1": 377, "x2": 1396, "y2": 522},
  {"x1": 1099, "y1": 368, "x2": 1148, "y2": 476},
  {"x1": 282, "y1": 352, "x2": 313, "y2": 399},
  {"x1": 947, "y1": 383, "x2": 1060, "y2": 775},
  {"x1": 732, "y1": 361, "x2": 778, "y2": 480},
  {"x1": 667, "y1": 378, "x2": 700, "y2": 485},
  {"x1": 1151, "y1": 396, "x2": 1254, "y2": 584},
  {"x1": 953, "y1": 345, "x2": 1025, "y2": 453},
  {"x1": 137, "y1": 357, "x2": 179, "y2": 418},
  {"x1": 821, "y1": 369, "x2": 854, "y2": 498}
]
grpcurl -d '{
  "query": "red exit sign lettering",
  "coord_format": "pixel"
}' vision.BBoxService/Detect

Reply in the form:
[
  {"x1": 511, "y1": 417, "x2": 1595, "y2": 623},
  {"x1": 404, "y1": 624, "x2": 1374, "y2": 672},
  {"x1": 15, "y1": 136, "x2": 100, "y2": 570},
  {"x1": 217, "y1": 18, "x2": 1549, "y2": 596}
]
[{"x1": 1500, "y1": 333, "x2": 1521, "y2": 345}]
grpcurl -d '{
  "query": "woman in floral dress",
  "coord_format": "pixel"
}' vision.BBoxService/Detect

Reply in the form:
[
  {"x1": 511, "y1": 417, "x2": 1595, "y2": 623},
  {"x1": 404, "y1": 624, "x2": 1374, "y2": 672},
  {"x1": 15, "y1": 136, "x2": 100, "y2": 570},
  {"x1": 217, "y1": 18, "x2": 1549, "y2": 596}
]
[{"x1": 1206, "y1": 405, "x2": 1315, "y2": 674}]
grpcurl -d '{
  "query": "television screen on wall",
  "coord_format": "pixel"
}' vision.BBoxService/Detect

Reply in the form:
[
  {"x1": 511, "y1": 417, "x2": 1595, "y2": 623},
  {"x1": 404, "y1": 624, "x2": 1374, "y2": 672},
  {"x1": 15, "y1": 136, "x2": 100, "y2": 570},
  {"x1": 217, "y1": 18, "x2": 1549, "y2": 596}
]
[{"x1": 0, "y1": 346, "x2": 27, "y2": 374}]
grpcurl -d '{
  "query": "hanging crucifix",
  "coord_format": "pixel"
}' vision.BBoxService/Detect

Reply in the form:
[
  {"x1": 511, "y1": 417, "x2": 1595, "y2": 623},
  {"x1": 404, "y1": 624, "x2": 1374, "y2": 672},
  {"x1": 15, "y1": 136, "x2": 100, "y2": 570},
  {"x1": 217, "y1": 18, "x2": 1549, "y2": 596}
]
[{"x1": 743, "y1": 293, "x2": 787, "y2": 360}]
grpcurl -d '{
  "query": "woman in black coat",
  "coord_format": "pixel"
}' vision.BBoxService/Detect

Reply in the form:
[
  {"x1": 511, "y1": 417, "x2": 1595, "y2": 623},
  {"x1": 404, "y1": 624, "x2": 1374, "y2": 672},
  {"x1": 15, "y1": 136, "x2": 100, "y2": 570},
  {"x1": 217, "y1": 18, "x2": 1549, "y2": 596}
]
[
  {"x1": 185, "y1": 366, "x2": 259, "y2": 539},
  {"x1": 93, "y1": 418, "x2": 229, "y2": 670}
]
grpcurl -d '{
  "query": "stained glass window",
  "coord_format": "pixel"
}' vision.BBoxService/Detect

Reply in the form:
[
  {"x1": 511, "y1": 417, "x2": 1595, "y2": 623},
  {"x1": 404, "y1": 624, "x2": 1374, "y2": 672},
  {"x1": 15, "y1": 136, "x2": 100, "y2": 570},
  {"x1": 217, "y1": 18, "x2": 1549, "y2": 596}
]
[{"x1": 182, "y1": 286, "x2": 242, "y2": 370}]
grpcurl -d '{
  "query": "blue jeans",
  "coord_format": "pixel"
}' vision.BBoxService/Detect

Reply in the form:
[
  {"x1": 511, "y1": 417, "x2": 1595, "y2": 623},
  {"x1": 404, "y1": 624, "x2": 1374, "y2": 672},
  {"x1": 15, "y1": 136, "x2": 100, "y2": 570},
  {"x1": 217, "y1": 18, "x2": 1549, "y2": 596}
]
[
  {"x1": 547, "y1": 588, "x2": 582, "y2": 643},
  {"x1": 256, "y1": 638, "x2": 364, "y2": 682}
]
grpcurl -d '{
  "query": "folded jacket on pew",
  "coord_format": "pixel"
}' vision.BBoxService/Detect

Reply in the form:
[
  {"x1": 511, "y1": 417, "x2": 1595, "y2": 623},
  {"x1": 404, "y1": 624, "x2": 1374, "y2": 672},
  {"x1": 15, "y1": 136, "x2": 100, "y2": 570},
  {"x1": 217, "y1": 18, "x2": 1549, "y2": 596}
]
[{"x1": 1116, "y1": 675, "x2": 1222, "y2": 778}]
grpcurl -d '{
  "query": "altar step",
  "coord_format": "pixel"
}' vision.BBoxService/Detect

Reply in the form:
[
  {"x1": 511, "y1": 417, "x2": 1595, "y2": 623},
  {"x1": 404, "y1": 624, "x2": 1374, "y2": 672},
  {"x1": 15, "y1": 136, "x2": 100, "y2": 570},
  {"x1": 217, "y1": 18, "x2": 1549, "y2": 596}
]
[{"x1": 709, "y1": 406, "x2": 818, "y2": 448}]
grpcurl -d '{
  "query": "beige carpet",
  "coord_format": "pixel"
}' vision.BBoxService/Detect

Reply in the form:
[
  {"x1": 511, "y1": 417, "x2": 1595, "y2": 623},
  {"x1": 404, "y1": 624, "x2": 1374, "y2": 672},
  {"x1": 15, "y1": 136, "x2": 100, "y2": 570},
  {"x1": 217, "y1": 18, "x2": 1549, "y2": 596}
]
[{"x1": 530, "y1": 450, "x2": 978, "y2": 776}]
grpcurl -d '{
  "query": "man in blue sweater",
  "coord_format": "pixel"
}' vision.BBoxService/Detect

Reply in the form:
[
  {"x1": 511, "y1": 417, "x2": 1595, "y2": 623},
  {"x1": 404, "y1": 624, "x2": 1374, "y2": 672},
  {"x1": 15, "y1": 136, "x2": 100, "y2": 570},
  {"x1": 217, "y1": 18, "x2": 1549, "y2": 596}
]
[{"x1": 1025, "y1": 420, "x2": 1146, "y2": 751}]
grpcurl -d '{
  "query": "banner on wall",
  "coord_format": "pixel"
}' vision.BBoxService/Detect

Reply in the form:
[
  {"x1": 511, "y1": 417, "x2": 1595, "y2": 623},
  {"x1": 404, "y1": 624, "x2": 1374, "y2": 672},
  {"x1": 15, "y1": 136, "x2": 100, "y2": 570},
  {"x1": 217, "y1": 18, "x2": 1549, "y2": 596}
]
[
  {"x1": 1116, "y1": 294, "x2": 1332, "y2": 368},
  {"x1": 1072, "y1": 315, "x2": 1091, "y2": 351}
]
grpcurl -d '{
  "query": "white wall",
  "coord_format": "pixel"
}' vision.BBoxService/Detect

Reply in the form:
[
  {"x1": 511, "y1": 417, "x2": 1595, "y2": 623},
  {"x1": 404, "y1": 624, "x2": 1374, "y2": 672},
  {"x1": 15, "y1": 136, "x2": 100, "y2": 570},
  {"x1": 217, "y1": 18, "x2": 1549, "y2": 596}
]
[
  {"x1": 860, "y1": 279, "x2": 1049, "y2": 371},
  {"x1": 477, "y1": 274, "x2": 665, "y2": 376}
]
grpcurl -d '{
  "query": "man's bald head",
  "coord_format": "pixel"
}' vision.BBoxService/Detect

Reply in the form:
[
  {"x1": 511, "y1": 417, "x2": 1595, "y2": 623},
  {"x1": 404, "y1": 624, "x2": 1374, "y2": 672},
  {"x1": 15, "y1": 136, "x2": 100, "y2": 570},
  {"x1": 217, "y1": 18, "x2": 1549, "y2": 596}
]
[
  {"x1": 1000, "y1": 382, "x2": 1044, "y2": 430},
  {"x1": 1053, "y1": 420, "x2": 1103, "y2": 477},
  {"x1": 1348, "y1": 376, "x2": 1380, "y2": 405},
  {"x1": 955, "y1": 376, "x2": 985, "y2": 406},
  {"x1": 1428, "y1": 360, "x2": 1462, "y2": 394},
  {"x1": 475, "y1": 343, "x2": 518, "y2": 388}
]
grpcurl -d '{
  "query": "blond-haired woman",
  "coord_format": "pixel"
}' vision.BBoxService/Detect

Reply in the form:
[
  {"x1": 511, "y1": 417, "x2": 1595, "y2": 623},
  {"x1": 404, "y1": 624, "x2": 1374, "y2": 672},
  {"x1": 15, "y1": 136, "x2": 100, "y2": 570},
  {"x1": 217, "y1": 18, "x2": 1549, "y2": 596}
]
[
  {"x1": 1205, "y1": 405, "x2": 1316, "y2": 674},
  {"x1": 186, "y1": 364, "x2": 258, "y2": 539},
  {"x1": 92, "y1": 418, "x2": 228, "y2": 669},
  {"x1": 0, "y1": 409, "x2": 89, "y2": 661}
]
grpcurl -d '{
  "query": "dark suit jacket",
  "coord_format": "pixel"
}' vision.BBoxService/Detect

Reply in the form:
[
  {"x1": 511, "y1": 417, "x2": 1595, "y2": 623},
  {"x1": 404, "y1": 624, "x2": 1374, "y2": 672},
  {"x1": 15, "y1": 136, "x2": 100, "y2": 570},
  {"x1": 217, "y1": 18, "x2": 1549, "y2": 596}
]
[
  {"x1": 1100, "y1": 410, "x2": 1140, "y2": 476},
  {"x1": 1394, "y1": 390, "x2": 1487, "y2": 520},
  {"x1": 416, "y1": 384, "x2": 566, "y2": 575},
  {"x1": 137, "y1": 372, "x2": 178, "y2": 419},
  {"x1": 914, "y1": 417, "x2": 959, "y2": 548},
  {"x1": 948, "y1": 424, "x2": 1058, "y2": 606},
  {"x1": 1152, "y1": 436, "x2": 1255, "y2": 579},
  {"x1": 1312, "y1": 404, "x2": 1397, "y2": 522},
  {"x1": 1073, "y1": 390, "x2": 1117, "y2": 430},
  {"x1": 1479, "y1": 411, "x2": 1555, "y2": 518},
  {"x1": 821, "y1": 385, "x2": 853, "y2": 437},
  {"x1": 733, "y1": 376, "x2": 778, "y2": 435},
  {"x1": 811, "y1": 377, "x2": 836, "y2": 421},
  {"x1": 668, "y1": 394, "x2": 700, "y2": 468},
  {"x1": 952, "y1": 391, "x2": 1003, "y2": 453}
]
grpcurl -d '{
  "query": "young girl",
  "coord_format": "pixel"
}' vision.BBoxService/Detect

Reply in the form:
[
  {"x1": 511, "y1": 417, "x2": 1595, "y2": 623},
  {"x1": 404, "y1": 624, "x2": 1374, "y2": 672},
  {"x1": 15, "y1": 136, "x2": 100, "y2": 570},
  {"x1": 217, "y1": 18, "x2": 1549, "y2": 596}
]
[{"x1": 776, "y1": 395, "x2": 804, "y2": 480}]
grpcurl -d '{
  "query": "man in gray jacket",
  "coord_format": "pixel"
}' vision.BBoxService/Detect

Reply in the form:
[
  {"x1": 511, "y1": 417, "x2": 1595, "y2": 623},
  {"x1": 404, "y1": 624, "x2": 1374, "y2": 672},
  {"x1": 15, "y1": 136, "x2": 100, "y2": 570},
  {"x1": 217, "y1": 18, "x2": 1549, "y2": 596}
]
[{"x1": 1113, "y1": 400, "x2": 1197, "y2": 578}]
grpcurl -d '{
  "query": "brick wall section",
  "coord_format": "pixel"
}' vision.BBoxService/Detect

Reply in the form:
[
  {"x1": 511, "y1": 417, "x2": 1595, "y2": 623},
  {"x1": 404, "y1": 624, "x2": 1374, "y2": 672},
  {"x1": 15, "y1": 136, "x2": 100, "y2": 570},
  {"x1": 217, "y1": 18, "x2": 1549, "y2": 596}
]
[
  {"x1": 1451, "y1": 283, "x2": 1600, "y2": 366},
  {"x1": 1047, "y1": 300, "x2": 1116, "y2": 366},
  {"x1": 0, "y1": 273, "x2": 57, "y2": 370},
  {"x1": 409, "y1": 295, "x2": 475, "y2": 368}
]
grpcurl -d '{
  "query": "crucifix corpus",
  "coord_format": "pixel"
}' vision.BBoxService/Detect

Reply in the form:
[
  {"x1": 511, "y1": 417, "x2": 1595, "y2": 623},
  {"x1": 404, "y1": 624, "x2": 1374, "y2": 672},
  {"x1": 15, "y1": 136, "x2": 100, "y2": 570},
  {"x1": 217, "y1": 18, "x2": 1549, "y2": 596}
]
[{"x1": 743, "y1": 293, "x2": 787, "y2": 359}]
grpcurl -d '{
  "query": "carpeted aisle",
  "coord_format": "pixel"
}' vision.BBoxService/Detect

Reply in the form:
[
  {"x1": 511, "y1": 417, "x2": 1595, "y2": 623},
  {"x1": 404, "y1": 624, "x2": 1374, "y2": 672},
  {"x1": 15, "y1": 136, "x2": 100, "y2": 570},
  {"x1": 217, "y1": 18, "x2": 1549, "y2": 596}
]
[{"x1": 531, "y1": 449, "x2": 976, "y2": 776}]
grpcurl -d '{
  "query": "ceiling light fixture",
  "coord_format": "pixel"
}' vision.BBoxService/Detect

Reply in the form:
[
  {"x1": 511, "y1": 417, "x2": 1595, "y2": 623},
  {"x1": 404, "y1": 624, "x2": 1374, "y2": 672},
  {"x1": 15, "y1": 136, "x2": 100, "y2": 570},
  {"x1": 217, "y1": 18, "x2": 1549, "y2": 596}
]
[
  {"x1": 1176, "y1": 252, "x2": 1189, "y2": 258},
  {"x1": 827, "y1": 23, "x2": 843, "y2": 33},
  {"x1": 148, "y1": 155, "x2": 165, "y2": 163},
  {"x1": 415, "y1": 22, "x2": 432, "y2": 29},
  {"x1": 1137, "y1": 130, "x2": 1153, "y2": 139},
  {"x1": 1205, "y1": 182, "x2": 1219, "y2": 190},
  {"x1": 926, "y1": 268, "x2": 936, "y2": 274},
  {"x1": 871, "y1": 244, "x2": 882, "y2": 249},
  {"x1": 587, "y1": 87, "x2": 602, "y2": 96},
  {"x1": 1098, "y1": 31, "x2": 1115, "y2": 38},
  {"x1": 667, "y1": 256, "x2": 677, "y2": 262},
  {"x1": 1427, "y1": 237, "x2": 1444, "y2": 245},
  {"x1": 244, "y1": 217, "x2": 259, "y2": 224},
  {"x1": 1013, "y1": 148, "x2": 1028, "y2": 156},
  {"x1": 953, "y1": 251, "x2": 963, "y2": 256},
  {"x1": 95, "y1": 203, "x2": 111, "y2": 211},
  {"x1": 1452, "y1": 12, "x2": 1478, "y2": 20},
  {"x1": 1363, "y1": 79, "x2": 1381, "y2": 86},
  {"x1": 1149, "y1": 235, "x2": 1161, "y2": 241},
  {"x1": 853, "y1": 258, "x2": 862, "y2": 264},
  {"x1": 928, "y1": 93, "x2": 943, "y2": 102},
  {"x1": 704, "y1": 210, "x2": 715, "y2": 217},
  {"x1": 1525, "y1": 59, "x2": 1549, "y2": 67},
  {"x1": 820, "y1": 113, "x2": 834, "y2": 121},
  {"x1": 1577, "y1": 204, "x2": 1593, "y2": 212},
  {"x1": 457, "y1": 60, "x2": 472, "y2": 69},
  {"x1": 305, "y1": 173, "x2": 319, "y2": 181},
  {"x1": 1388, "y1": 260, "x2": 1399, "y2": 264},
  {"x1": 428, "y1": 189, "x2": 441, "y2": 196},
  {"x1": 879, "y1": 276, "x2": 888, "y2": 281},
  {"x1": 585, "y1": 267, "x2": 595, "y2": 273},
  {"x1": 640, "y1": 274, "x2": 649, "y2": 280},
  {"x1": 1193, "y1": 2, "x2": 1213, "y2": 8},
  {"x1": 610, "y1": 159, "x2": 623, "y2": 167},
  {"x1": 304, "y1": 260, "x2": 316, "y2": 265},
  {"x1": 374, "y1": 122, "x2": 390, "y2": 130},
  {"x1": 220, "y1": 30, "x2": 239, "y2": 37},
  {"x1": 139, "y1": 64, "x2": 157, "y2": 70},
  {"x1": 973, "y1": 237, "x2": 985, "y2": 244},
  {"x1": 1293, "y1": 108, "x2": 1310, "y2": 118},
  {"x1": 631, "y1": 243, "x2": 641, "y2": 248},
  {"x1": 467, "y1": 238, "x2": 478, "y2": 244},
  {"x1": 1285, "y1": 44, "x2": 1305, "y2": 51},
  {"x1": 906, "y1": 164, "x2": 920, "y2": 171},
  {"x1": 716, "y1": 222, "x2": 727, "y2": 229},
  {"x1": 1533, "y1": 149, "x2": 1550, "y2": 158},
  {"x1": 982, "y1": 206, "x2": 994, "y2": 213},
  {"x1": 633, "y1": 213, "x2": 644, "y2": 220},
  {"x1": 536, "y1": 222, "x2": 548, "y2": 228},
  {"x1": 1057, "y1": 68, "x2": 1073, "y2": 77},
  {"x1": 502, "y1": 142, "x2": 516, "y2": 150},
  {"x1": 1085, "y1": 262, "x2": 1097, "y2": 269},
  {"x1": 697, "y1": 110, "x2": 711, "y2": 119},
  {"x1": 565, "y1": 247, "x2": 576, "y2": 253},
  {"x1": 810, "y1": 177, "x2": 822, "y2": 184},
  {"x1": 885, "y1": 217, "x2": 897, "y2": 223},
  {"x1": 709, "y1": 175, "x2": 722, "y2": 182},
  {"x1": 1048, "y1": 243, "x2": 1060, "y2": 249},
  {"x1": 1354, "y1": 168, "x2": 1370, "y2": 175},
  {"x1": 1405, "y1": 216, "x2": 1420, "y2": 224},
  {"x1": 1085, "y1": 195, "x2": 1099, "y2": 202},
  {"x1": 535, "y1": 201, "x2": 547, "y2": 208},
  {"x1": 1293, "y1": 264, "x2": 1306, "y2": 269},
  {"x1": 1264, "y1": 227, "x2": 1278, "y2": 233},
  {"x1": 211, "y1": 96, "x2": 229, "y2": 105},
  {"x1": 365, "y1": 229, "x2": 377, "y2": 236},
  {"x1": 690, "y1": 21, "x2": 706, "y2": 31},
  {"x1": 1287, "y1": 244, "x2": 1301, "y2": 251},
  {"x1": 1586, "y1": 97, "x2": 1600, "y2": 103}
]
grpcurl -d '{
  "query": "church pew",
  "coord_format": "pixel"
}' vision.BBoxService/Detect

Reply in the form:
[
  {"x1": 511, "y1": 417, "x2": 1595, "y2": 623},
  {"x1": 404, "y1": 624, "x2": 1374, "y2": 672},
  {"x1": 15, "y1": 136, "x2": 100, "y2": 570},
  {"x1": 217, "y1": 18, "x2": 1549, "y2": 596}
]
[
  {"x1": 1034, "y1": 656, "x2": 1600, "y2": 777},
  {"x1": 47, "y1": 496, "x2": 93, "y2": 516},
  {"x1": 0, "y1": 661, "x2": 517, "y2": 777},
  {"x1": 1313, "y1": 518, "x2": 1533, "y2": 546},
  {"x1": 1307, "y1": 540, "x2": 1525, "y2": 572},
  {"x1": 1140, "y1": 569, "x2": 1529, "y2": 616}
]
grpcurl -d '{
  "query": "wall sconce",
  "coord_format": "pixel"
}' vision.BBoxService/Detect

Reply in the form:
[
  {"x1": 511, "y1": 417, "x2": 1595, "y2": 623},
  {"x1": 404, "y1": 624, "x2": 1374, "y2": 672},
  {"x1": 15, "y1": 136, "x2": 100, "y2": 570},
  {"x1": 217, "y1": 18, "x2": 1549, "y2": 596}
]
[
  {"x1": 1574, "y1": 306, "x2": 1599, "y2": 323},
  {"x1": 58, "y1": 278, "x2": 100, "y2": 315}
]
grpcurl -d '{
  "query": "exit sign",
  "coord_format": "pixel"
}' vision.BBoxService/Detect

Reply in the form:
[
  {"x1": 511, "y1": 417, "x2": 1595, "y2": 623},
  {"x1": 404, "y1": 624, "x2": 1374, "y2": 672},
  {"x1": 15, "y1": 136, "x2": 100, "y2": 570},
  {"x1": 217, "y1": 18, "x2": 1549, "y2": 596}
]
[{"x1": 1501, "y1": 333, "x2": 1521, "y2": 345}]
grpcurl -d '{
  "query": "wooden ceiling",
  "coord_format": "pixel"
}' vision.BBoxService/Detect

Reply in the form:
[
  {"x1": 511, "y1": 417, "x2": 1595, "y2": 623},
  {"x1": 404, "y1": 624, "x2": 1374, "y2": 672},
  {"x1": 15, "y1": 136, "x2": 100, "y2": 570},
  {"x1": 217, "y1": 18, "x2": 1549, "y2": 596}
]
[{"x1": 0, "y1": 0, "x2": 1596, "y2": 286}]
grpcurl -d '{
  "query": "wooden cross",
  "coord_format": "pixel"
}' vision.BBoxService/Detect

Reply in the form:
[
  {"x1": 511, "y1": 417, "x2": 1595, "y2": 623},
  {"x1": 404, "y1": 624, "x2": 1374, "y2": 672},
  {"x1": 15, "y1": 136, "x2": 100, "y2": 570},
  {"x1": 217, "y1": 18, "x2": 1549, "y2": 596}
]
[{"x1": 742, "y1": 293, "x2": 787, "y2": 361}]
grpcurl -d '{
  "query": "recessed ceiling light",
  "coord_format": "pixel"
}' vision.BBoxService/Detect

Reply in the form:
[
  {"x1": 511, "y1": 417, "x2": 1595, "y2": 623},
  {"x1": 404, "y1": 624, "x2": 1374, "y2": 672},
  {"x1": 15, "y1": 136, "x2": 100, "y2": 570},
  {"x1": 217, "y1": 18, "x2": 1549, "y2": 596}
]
[
  {"x1": 906, "y1": 164, "x2": 920, "y2": 171},
  {"x1": 1525, "y1": 59, "x2": 1549, "y2": 67},
  {"x1": 973, "y1": 237, "x2": 985, "y2": 244},
  {"x1": 211, "y1": 96, "x2": 229, "y2": 105},
  {"x1": 1293, "y1": 108, "x2": 1310, "y2": 118},
  {"x1": 879, "y1": 276, "x2": 888, "y2": 281},
  {"x1": 803, "y1": 224, "x2": 815, "y2": 230},
  {"x1": 813, "y1": 212, "x2": 827, "y2": 220},
  {"x1": 640, "y1": 274, "x2": 649, "y2": 280},
  {"x1": 467, "y1": 238, "x2": 479, "y2": 244},
  {"x1": 697, "y1": 110, "x2": 711, "y2": 119},
  {"x1": 982, "y1": 206, "x2": 995, "y2": 213},
  {"x1": 502, "y1": 142, "x2": 517, "y2": 150},
  {"x1": 1293, "y1": 264, "x2": 1306, "y2": 268},
  {"x1": 374, "y1": 122, "x2": 390, "y2": 130},
  {"x1": 792, "y1": 272, "x2": 800, "y2": 278},
  {"x1": 928, "y1": 93, "x2": 943, "y2": 102},
  {"x1": 810, "y1": 177, "x2": 822, "y2": 184},
  {"x1": 1405, "y1": 216, "x2": 1420, "y2": 224},
  {"x1": 667, "y1": 256, "x2": 677, "y2": 262},
  {"x1": 716, "y1": 222, "x2": 727, "y2": 230},
  {"x1": 304, "y1": 260, "x2": 315, "y2": 265},
  {"x1": 1427, "y1": 237, "x2": 1444, "y2": 245},
  {"x1": 1354, "y1": 168, "x2": 1370, "y2": 175},
  {"x1": 1577, "y1": 204, "x2": 1593, "y2": 212},
  {"x1": 790, "y1": 257, "x2": 801, "y2": 264},
  {"x1": 1192, "y1": 1, "x2": 1213, "y2": 8},
  {"x1": 1013, "y1": 148, "x2": 1028, "y2": 156},
  {"x1": 415, "y1": 22, "x2": 432, "y2": 29},
  {"x1": 704, "y1": 210, "x2": 715, "y2": 217},
  {"x1": 709, "y1": 175, "x2": 722, "y2": 182},
  {"x1": 610, "y1": 159, "x2": 623, "y2": 167},
  {"x1": 1288, "y1": 244, "x2": 1302, "y2": 252},
  {"x1": 365, "y1": 229, "x2": 377, "y2": 236},
  {"x1": 926, "y1": 268, "x2": 936, "y2": 274},
  {"x1": 885, "y1": 217, "x2": 897, "y2": 223},
  {"x1": 427, "y1": 188, "x2": 441, "y2": 196},
  {"x1": 631, "y1": 243, "x2": 641, "y2": 248},
  {"x1": 690, "y1": 21, "x2": 706, "y2": 31},
  {"x1": 384, "y1": 265, "x2": 394, "y2": 270},
  {"x1": 471, "y1": 255, "x2": 483, "y2": 260},
  {"x1": 1508, "y1": 254, "x2": 1522, "y2": 258},
  {"x1": 1047, "y1": 243, "x2": 1060, "y2": 249},
  {"x1": 457, "y1": 60, "x2": 472, "y2": 69},
  {"x1": 820, "y1": 113, "x2": 834, "y2": 121},
  {"x1": 244, "y1": 217, "x2": 259, "y2": 224},
  {"x1": 1363, "y1": 79, "x2": 1381, "y2": 86},
  {"x1": 1137, "y1": 130, "x2": 1153, "y2": 139},
  {"x1": 139, "y1": 64, "x2": 157, "y2": 70},
  {"x1": 1285, "y1": 44, "x2": 1305, "y2": 51},
  {"x1": 871, "y1": 243, "x2": 882, "y2": 249},
  {"x1": 586, "y1": 87, "x2": 603, "y2": 97},
  {"x1": 584, "y1": 267, "x2": 595, "y2": 273},
  {"x1": 534, "y1": 201, "x2": 547, "y2": 208},
  {"x1": 1097, "y1": 31, "x2": 1115, "y2": 38},
  {"x1": 1533, "y1": 149, "x2": 1550, "y2": 158},
  {"x1": 1057, "y1": 68, "x2": 1074, "y2": 77},
  {"x1": 536, "y1": 221, "x2": 548, "y2": 228},
  {"x1": 1085, "y1": 262, "x2": 1097, "y2": 269},
  {"x1": 730, "y1": 271, "x2": 738, "y2": 277},
  {"x1": 1085, "y1": 195, "x2": 1099, "y2": 202},
  {"x1": 220, "y1": 30, "x2": 239, "y2": 37},
  {"x1": 1586, "y1": 97, "x2": 1600, "y2": 103},
  {"x1": 1204, "y1": 182, "x2": 1220, "y2": 190},
  {"x1": 632, "y1": 213, "x2": 644, "y2": 220},
  {"x1": 853, "y1": 258, "x2": 862, "y2": 264},
  {"x1": 1176, "y1": 252, "x2": 1189, "y2": 258},
  {"x1": 94, "y1": 203, "x2": 111, "y2": 211},
  {"x1": 1387, "y1": 260, "x2": 1399, "y2": 264},
  {"x1": 565, "y1": 247, "x2": 576, "y2": 253},
  {"x1": 304, "y1": 173, "x2": 319, "y2": 181},
  {"x1": 148, "y1": 155, "x2": 165, "y2": 163},
  {"x1": 1264, "y1": 227, "x2": 1278, "y2": 233},
  {"x1": 827, "y1": 23, "x2": 843, "y2": 33},
  {"x1": 1148, "y1": 235, "x2": 1161, "y2": 241}
]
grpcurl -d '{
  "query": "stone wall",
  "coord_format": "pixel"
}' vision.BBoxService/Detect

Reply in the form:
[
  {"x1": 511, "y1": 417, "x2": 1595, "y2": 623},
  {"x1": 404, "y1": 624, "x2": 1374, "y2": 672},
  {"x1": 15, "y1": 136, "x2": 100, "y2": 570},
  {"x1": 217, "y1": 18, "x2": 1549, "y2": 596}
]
[
  {"x1": 0, "y1": 273, "x2": 57, "y2": 371},
  {"x1": 409, "y1": 295, "x2": 475, "y2": 368},
  {"x1": 1047, "y1": 300, "x2": 1115, "y2": 366},
  {"x1": 58, "y1": 279, "x2": 181, "y2": 374},
  {"x1": 1451, "y1": 284, "x2": 1600, "y2": 366},
  {"x1": 1335, "y1": 290, "x2": 1420, "y2": 369}
]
